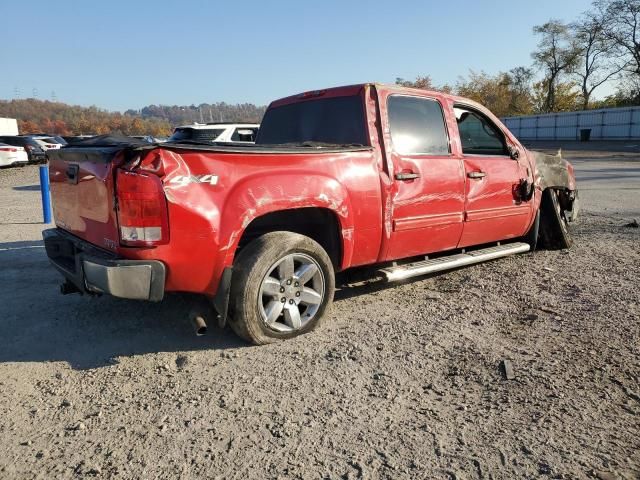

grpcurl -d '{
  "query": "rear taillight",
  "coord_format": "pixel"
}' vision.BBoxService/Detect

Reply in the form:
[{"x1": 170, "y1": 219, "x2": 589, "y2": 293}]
[
  {"x1": 116, "y1": 169, "x2": 169, "y2": 246},
  {"x1": 0, "y1": 147, "x2": 17, "y2": 152}
]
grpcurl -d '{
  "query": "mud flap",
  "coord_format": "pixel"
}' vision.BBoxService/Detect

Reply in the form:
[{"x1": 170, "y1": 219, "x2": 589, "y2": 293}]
[{"x1": 212, "y1": 267, "x2": 233, "y2": 328}]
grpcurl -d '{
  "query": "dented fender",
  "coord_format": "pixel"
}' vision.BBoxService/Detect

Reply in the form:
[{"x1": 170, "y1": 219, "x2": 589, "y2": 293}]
[
  {"x1": 529, "y1": 150, "x2": 579, "y2": 222},
  {"x1": 217, "y1": 172, "x2": 355, "y2": 267},
  {"x1": 531, "y1": 150, "x2": 577, "y2": 192}
]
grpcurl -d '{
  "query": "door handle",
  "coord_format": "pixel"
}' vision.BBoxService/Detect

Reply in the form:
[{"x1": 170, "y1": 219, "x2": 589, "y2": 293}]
[
  {"x1": 467, "y1": 171, "x2": 486, "y2": 179},
  {"x1": 395, "y1": 172, "x2": 420, "y2": 181}
]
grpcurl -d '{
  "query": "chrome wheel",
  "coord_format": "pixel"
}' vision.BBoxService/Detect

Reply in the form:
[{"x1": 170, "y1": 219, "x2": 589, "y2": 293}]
[{"x1": 258, "y1": 253, "x2": 325, "y2": 333}]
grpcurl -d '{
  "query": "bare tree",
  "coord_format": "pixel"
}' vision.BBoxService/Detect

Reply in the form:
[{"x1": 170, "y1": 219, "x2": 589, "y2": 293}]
[
  {"x1": 597, "y1": 0, "x2": 640, "y2": 77},
  {"x1": 532, "y1": 20, "x2": 580, "y2": 112},
  {"x1": 572, "y1": 12, "x2": 626, "y2": 109}
]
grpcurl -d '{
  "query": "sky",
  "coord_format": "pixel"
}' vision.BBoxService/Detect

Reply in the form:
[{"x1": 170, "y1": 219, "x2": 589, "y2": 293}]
[{"x1": 1, "y1": 0, "x2": 601, "y2": 111}]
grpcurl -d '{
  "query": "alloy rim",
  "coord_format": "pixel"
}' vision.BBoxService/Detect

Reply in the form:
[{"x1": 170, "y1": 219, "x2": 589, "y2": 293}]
[{"x1": 258, "y1": 253, "x2": 325, "y2": 332}]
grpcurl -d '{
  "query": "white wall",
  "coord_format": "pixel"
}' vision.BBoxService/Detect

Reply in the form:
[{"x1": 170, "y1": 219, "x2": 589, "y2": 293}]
[{"x1": 502, "y1": 107, "x2": 640, "y2": 140}]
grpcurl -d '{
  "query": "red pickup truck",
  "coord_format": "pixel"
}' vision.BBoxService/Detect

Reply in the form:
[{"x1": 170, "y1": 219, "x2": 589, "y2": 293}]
[{"x1": 44, "y1": 83, "x2": 578, "y2": 344}]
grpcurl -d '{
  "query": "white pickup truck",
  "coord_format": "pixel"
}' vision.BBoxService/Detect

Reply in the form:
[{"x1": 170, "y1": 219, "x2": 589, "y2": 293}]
[{"x1": 167, "y1": 123, "x2": 259, "y2": 144}]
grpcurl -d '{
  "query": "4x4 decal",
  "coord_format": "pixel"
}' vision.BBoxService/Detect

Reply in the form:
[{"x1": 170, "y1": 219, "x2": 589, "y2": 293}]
[{"x1": 167, "y1": 175, "x2": 219, "y2": 187}]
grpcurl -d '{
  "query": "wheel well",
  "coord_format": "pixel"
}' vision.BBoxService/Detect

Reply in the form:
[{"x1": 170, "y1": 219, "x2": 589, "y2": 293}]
[{"x1": 236, "y1": 208, "x2": 343, "y2": 269}]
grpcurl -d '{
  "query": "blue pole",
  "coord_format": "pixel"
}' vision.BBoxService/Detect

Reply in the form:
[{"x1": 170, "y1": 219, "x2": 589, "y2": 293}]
[{"x1": 39, "y1": 165, "x2": 52, "y2": 224}]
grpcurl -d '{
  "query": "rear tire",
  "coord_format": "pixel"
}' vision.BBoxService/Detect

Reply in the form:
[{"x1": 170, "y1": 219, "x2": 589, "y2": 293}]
[
  {"x1": 229, "y1": 232, "x2": 335, "y2": 345},
  {"x1": 539, "y1": 188, "x2": 573, "y2": 249}
]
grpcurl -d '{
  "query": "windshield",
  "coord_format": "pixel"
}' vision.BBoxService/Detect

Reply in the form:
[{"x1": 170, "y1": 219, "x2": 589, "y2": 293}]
[
  {"x1": 256, "y1": 95, "x2": 368, "y2": 146},
  {"x1": 169, "y1": 127, "x2": 225, "y2": 143}
]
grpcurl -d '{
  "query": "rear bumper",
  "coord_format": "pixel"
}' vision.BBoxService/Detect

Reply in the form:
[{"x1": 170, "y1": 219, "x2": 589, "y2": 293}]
[
  {"x1": 43, "y1": 228, "x2": 166, "y2": 301},
  {"x1": 0, "y1": 158, "x2": 28, "y2": 167}
]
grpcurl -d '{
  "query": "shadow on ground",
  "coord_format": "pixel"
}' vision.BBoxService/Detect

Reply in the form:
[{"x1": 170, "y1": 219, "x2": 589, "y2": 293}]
[
  {"x1": 2, "y1": 214, "x2": 628, "y2": 371},
  {"x1": 13, "y1": 184, "x2": 41, "y2": 192},
  {"x1": 0, "y1": 240, "x2": 245, "y2": 370},
  {"x1": 0, "y1": 238, "x2": 441, "y2": 370}
]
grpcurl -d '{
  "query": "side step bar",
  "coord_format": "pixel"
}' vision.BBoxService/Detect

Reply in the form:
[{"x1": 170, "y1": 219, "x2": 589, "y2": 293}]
[{"x1": 379, "y1": 242, "x2": 530, "y2": 282}]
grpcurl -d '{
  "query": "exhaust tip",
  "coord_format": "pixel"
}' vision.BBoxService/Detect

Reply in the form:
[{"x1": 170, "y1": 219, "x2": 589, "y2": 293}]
[{"x1": 191, "y1": 314, "x2": 208, "y2": 336}]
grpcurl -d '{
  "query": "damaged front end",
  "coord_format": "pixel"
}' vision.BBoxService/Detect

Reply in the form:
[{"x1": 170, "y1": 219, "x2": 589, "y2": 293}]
[{"x1": 531, "y1": 150, "x2": 580, "y2": 223}]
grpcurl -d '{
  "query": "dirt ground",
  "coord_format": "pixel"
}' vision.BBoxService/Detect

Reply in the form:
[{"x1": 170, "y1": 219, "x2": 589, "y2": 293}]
[{"x1": 0, "y1": 142, "x2": 638, "y2": 479}]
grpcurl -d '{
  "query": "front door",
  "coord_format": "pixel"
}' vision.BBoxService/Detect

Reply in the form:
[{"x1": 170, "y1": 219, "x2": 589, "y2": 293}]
[
  {"x1": 383, "y1": 94, "x2": 466, "y2": 260},
  {"x1": 453, "y1": 105, "x2": 533, "y2": 247}
]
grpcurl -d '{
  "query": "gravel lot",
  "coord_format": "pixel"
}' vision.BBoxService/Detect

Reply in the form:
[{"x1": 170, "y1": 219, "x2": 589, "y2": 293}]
[{"x1": 0, "y1": 142, "x2": 638, "y2": 479}]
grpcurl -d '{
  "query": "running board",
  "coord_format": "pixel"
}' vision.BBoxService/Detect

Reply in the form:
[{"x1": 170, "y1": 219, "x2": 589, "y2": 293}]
[{"x1": 379, "y1": 242, "x2": 530, "y2": 282}]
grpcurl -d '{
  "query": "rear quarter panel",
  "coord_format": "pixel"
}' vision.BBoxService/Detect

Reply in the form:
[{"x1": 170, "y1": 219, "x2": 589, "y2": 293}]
[{"x1": 123, "y1": 147, "x2": 383, "y2": 295}]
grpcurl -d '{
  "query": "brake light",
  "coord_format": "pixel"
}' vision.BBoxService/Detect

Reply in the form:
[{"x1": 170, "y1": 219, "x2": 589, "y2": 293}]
[
  {"x1": 116, "y1": 169, "x2": 169, "y2": 246},
  {"x1": 0, "y1": 147, "x2": 17, "y2": 152},
  {"x1": 299, "y1": 90, "x2": 326, "y2": 98}
]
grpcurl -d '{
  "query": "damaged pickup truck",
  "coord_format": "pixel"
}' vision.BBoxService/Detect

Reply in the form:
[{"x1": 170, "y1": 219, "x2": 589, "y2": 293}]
[{"x1": 44, "y1": 83, "x2": 579, "y2": 344}]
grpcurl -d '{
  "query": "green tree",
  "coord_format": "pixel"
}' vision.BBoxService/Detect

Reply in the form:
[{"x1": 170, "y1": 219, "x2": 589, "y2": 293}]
[
  {"x1": 532, "y1": 80, "x2": 581, "y2": 112},
  {"x1": 455, "y1": 70, "x2": 535, "y2": 117},
  {"x1": 395, "y1": 76, "x2": 453, "y2": 93}
]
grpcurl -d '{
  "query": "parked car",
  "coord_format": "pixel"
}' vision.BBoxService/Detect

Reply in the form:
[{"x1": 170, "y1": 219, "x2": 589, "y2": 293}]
[
  {"x1": 62, "y1": 135, "x2": 95, "y2": 144},
  {"x1": 27, "y1": 134, "x2": 67, "y2": 145},
  {"x1": 167, "y1": 123, "x2": 259, "y2": 144},
  {"x1": 29, "y1": 135, "x2": 64, "y2": 151},
  {"x1": 0, "y1": 136, "x2": 46, "y2": 163},
  {"x1": 131, "y1": 135, "x2": 167, "y2": 143},
  {"x1": 0, "y1": 142, "x2": 28, "y2": 167},
  {"x1": 44, "y1": 83, "x2": 578, "y2": 345}
]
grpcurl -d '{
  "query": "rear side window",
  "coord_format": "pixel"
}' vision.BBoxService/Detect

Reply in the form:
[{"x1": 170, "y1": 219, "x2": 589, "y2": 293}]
[
  {"x1": 169, "y1": 128, "x2": 225, "y2": 143},
  {"x1": 231, "y1": 127, "x2": 258, "y2": 142},
  {"x1": 256, "y1": 95, "x2": 368, "y2": 146},
  {"x1": 454, "y1": 107, "x2": 507, "y2": 156},
  {"x1": 388, "y1": 96, "x2": 449, "y2": 155}
]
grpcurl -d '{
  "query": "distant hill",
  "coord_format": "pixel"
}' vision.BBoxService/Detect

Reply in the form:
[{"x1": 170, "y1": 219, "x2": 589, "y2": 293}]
[
  {"x1": 131, "y1": 102, "x2": 266, "y2": 126},
  {"x1": 0, "y1": 98, "x2": 266, "y2": 137}
]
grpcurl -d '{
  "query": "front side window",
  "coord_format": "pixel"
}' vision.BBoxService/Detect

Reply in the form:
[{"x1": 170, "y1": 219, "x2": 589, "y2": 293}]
[
  {"x1": 387, "y1": 96, "x2": 449, "y2": 155},
  {"x1": 454, "y1": 107, "x2": 507, "y2": 156}
]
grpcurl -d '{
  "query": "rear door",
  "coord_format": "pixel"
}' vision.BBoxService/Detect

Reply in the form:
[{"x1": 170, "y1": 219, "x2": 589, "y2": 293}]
[
  {"x1": 382, "y1": 93, "x2": 465, "y2": 260},
  {"x1": 454, "y1": 105, "x2": 533, "y2": 247}
]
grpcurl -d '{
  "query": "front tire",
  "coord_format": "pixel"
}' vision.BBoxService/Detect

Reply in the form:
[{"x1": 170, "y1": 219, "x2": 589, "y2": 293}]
[
  {"x1": 229, "y1": 232, "x2": 335, "y2": 345},
  {"x1": 539, "y1": 188, "x2": 573, "y2": 249}
]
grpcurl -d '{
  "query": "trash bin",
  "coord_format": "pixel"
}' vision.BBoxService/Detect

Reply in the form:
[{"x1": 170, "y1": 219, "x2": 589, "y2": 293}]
[{"x1": 580, "y1": 128, "x2": 592, "y2": 141}]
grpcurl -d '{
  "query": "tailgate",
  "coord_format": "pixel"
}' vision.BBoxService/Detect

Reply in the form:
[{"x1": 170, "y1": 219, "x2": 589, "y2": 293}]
[{"x1": 48, "y1": 146, "x2": 124, "y2": 251}]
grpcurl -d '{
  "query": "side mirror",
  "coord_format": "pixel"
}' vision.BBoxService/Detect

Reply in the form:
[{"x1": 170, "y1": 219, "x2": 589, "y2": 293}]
[{"x1": 508, "y1": 144, "x2": 520, "y2": 160}]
